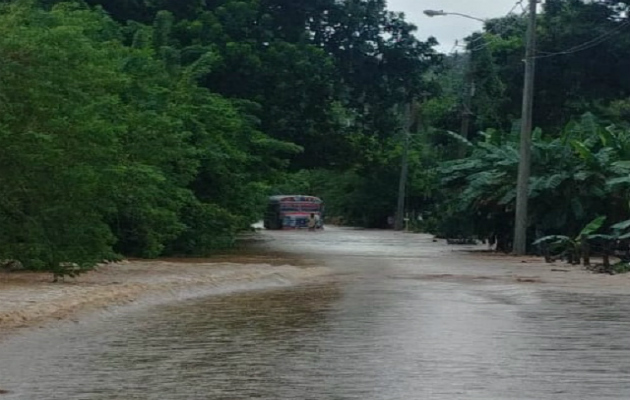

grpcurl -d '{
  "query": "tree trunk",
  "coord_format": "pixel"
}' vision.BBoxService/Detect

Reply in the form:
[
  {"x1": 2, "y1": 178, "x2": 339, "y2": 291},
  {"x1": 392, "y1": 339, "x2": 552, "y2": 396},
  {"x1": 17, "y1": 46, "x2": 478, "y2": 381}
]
[
  {"x1": 581, "y1": 240, "x2": 590, "y2": 267},
  {"x1": 496, "y1": 235, "x2": 510, "y2": 253},
  {"x1": 603, "y1": 244, "x2": 611, "y2": 270},
  {"x1": 543, "y1": 245, "x2": 551, "y2": 263}
]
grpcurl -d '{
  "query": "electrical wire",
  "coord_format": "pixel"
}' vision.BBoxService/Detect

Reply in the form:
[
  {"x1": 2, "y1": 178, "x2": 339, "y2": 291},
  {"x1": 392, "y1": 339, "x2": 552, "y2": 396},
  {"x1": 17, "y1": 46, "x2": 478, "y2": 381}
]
[
  {"x1": 447, "y1": 0, "x2": 525, "y2": 54},
  {"x1": 466, "y1": 1, "x2": 527, "y2": 52},
  {"x1": 469, "y1": 0, "x2": 524, "y2": 42},
  {"x1": 532, "y1": 20, "x2": 630, "y2": 59},
  {"x1": 463, "y1": 3, "x2": 630, "y2": 57},
  {"x1": 518, "y1": 0, "x2": 527, "y2": 13},
  {"x1": 448, "y1": 40, "x2": 460, "y2": 54}
]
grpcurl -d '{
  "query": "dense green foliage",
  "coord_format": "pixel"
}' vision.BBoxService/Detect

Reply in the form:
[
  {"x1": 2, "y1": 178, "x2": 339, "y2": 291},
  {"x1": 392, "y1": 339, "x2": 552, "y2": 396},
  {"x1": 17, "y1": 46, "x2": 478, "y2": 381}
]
[
  {"x1": 3, "y1": 0, "x2": 630, "y2": 276},
  {"x1": 423, "y1": 0, "x2": 630, "y2": 256},
  {"x1": 436, "y1": 114, "x2": 630, "y2": 249},
  {"x1": 0, "y1": 0, "x2": 300, "y2": 272},
  {"x1": 276, "y1": 0, "x2": 630, "y2": 259},
  {"x1": 287, "y1": 0, "x2": 630, "y2": 238},
  {"x1": 0, "y1": 0, "x2": 439, "y2": 274}
]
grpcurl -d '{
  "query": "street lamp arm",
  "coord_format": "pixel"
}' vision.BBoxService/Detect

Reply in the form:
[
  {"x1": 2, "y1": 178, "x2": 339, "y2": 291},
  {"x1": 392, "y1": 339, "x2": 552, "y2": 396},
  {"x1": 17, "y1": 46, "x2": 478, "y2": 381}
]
[
  {"x1": 423, "y1": 10, "x2": 486, "y2": 23},
  {"x1": 445, "y1": 12, "x2": 486, "y2": 23}
]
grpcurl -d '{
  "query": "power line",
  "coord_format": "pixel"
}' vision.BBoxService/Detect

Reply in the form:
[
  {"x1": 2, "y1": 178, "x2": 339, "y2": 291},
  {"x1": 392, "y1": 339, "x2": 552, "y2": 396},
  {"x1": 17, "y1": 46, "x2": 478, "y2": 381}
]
[
  {"x1": 447, "y1": 0, "x2": 525, "y2": 54},
  {"x1": 468, "y1": 14, "x2": 526, "y2": 52},
  {"x1": 467, "y1": 0, "x2": 524, "y2": 44},
  {"x1": 533, "y1": 20, "x2": 630, "y2": 59},
  {"x1": 462, "y1": 7, "x2": 630, "y2": 57},
  {"x1": 448, "y1": 40, "x2": 460, "y2": 54},
  {"x1": 467, "y1": 1, "x2": 527, "y2": 52}
]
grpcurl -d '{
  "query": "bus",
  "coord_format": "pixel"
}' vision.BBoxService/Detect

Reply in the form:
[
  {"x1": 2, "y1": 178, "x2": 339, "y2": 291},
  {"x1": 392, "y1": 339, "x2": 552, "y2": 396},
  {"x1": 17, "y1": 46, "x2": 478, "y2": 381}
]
[{"x1": 263, "y1": 195, "x2": 324, "y2": 230}]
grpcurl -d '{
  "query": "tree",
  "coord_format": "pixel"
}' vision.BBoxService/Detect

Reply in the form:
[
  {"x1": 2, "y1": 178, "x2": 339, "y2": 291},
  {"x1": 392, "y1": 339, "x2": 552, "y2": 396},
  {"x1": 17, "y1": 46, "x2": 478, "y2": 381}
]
[
  {"x1": 432, "y1": 112, "x2": 630, "y2": 254},
  {"x1": 0, "y1": 2, "x2": 126, "y2": 271},
  {"x1": 0, "y1": 1, "x2": 300, "y2": 274}
]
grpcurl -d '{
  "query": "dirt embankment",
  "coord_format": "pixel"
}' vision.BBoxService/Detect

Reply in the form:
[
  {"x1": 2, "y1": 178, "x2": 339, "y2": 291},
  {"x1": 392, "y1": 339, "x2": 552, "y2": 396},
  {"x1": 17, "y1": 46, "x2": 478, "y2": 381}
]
[
  {"x1": 461, "y1": 249, "x2": 630, "y2": 292},
  {"x1": 3, "y1": 233, "x2": 630, "y2": 342},
  {"x1": 0, "y1": 256, "x2": 329, "y2": 339}
]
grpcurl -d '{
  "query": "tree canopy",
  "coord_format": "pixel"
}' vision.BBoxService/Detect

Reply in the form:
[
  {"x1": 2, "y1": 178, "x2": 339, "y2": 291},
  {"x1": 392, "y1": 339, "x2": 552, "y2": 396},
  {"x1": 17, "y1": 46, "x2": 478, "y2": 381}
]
[
  {"x1": 418, "y1": 0, "x2": 630, "y2": 254},
  {"x1": 3, "y1": 0, "x2": 630, "y2": 275},
  {"x1": 0, "y1": 0, "x2": 439, "y2": 274}
]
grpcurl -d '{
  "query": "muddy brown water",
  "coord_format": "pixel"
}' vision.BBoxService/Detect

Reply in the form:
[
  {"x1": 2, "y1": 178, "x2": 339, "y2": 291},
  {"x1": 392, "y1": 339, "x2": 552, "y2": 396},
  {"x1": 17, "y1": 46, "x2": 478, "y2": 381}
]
[{"x1": 1, "y1": 227, "x2": 630, "y2": 399}]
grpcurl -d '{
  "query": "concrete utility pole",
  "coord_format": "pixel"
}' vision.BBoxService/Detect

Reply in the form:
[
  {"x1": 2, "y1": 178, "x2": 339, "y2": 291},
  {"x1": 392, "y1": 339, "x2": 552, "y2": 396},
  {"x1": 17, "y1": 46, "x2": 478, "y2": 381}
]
[
  {"x1": 513, "y1": 0, "x2": 538, "y2": 255},
  {"x1": 422, "y1": 10, "x2": 483, "y2": 159},
  {"x1": 459, "y1": 55, "x2": 474, "y2": 158},
  {"x1": 395, "y1": 103, "x2": 412, "y2": 231}
]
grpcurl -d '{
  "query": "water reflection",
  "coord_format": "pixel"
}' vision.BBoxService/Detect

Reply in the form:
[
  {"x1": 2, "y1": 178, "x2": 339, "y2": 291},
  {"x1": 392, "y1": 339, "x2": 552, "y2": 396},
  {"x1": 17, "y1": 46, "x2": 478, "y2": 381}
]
[
  {"x1": 0, "y1": 284, "x2": 342, "y2": 400},
  {"x1": 2, "y1": 228, "x2": 630, "y2": 399},
  {"x1": 1, "y1": 279, "x2": 630, "y2": 400}
]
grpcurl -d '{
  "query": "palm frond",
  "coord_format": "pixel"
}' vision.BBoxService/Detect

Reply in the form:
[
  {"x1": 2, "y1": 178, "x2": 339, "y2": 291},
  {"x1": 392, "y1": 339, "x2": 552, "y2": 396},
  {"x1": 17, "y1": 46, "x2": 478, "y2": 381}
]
[
  {"x1": 570, "y1": 140, "x2": 595, "y2": 163},
  {"x1": 532, "y1": 235, "x2": 571, "y2": 245},
  {"x1": 569, "y1": 197, "x2": 585, "y2": 220},
  {"x1": 611, "y1": 219, "x2": 630, "y2": 231},
  {"x1": 580, "y1": 112, "x2": 599, "y2": 135},
  {"x1": 498, "y1": 189, "x2": 516, "y2": 205},
  {"x1": 579, "y1": 215, "x2": 606, "y2": 237},
  {"x1": 443, "y1": 130, "x2": 473, "y2": 147},
  {"x1": 607, "y1": 176, "x2": 630, "y2": 187}
]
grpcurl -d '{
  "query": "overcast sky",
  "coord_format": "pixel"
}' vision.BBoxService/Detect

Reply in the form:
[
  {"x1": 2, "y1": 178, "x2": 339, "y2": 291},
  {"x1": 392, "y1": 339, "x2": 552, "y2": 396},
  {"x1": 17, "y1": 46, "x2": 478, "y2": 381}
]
[{"x1": 387, "y1": 0, "x2": 522, "y2": 53}]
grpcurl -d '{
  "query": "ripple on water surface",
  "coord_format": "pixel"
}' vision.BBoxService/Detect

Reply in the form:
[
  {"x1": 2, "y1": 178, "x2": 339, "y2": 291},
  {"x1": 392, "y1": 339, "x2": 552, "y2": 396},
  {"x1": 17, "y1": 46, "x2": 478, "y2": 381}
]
[{"x1": 1, "y1": 277, "x2": 630, "y2": 399}]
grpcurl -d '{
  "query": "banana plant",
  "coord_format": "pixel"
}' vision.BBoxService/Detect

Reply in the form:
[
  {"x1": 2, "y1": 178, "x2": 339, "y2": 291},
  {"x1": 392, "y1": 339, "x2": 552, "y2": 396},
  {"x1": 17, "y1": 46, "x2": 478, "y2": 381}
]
[
  {"x1": 437, "y1": 114, "x2": 630, "y2": 254},
  {"x1": 589, "y1": 218, "x2": 630, "y2": 268},
  {"x1": 533, "y1": 216, "x2": 606, "y2": 265}
]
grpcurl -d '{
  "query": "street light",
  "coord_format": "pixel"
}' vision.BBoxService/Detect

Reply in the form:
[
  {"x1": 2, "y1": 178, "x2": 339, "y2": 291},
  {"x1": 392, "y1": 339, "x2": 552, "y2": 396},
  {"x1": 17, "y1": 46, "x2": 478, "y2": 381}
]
[
  {"x1": 423, "y1": 9, "x2": 486, "y2": 23},
  {"x1": 423, "y1": 2, "x2": 538, "y2": 255}
]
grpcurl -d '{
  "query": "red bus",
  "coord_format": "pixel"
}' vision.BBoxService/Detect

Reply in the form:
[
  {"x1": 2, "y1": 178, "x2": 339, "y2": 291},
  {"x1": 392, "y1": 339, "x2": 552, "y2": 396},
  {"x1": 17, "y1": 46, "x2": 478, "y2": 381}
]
[{"x1": 263, "y1": 195, "x2": 324, "y2": 230}]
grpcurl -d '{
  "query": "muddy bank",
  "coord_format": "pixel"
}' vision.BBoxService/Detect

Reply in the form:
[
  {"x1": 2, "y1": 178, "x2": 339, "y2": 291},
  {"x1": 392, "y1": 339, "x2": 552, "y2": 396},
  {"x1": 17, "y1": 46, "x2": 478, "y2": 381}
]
[
  {"x1": 3, "y1": 228, "x2": 630, "y2": 342},
  {"x1": 3, "y1": 230, "x2": 630, "y2": 400},
  {"x1": 456, "y1": 248, "x2": 630, "y2": 292},
  {"x1": 0, "y1": 258, "x2": 329, "y2": 340}
]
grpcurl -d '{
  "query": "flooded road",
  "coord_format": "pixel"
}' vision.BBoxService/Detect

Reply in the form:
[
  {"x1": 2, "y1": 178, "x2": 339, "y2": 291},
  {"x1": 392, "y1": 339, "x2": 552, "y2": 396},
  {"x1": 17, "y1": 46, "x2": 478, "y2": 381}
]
[{"x1": 2, "y1": 228, "x2": 630, "y2": 399}]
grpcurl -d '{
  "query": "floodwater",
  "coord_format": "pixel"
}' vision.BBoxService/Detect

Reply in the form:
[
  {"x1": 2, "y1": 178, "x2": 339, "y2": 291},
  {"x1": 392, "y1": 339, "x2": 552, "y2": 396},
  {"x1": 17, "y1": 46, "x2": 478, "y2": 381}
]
[{"x1": 2, "y1": 228, "x2": 630, "y2": 399}]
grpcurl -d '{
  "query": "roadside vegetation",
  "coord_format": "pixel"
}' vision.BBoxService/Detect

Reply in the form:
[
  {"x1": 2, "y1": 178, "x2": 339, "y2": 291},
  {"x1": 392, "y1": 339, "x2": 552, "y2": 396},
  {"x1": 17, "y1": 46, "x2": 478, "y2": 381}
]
[{"x1": 1, "y1": 0, "x2": 629, "y2": 277}]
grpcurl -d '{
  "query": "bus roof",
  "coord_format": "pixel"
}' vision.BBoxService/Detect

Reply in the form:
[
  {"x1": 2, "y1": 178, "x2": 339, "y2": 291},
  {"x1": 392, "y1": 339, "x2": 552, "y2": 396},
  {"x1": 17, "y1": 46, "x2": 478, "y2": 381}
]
[{"x1": 269, "y1": 195, "x2": 322, "y2": 203}]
